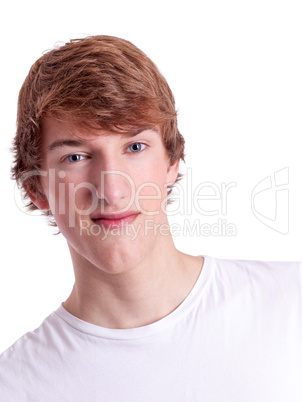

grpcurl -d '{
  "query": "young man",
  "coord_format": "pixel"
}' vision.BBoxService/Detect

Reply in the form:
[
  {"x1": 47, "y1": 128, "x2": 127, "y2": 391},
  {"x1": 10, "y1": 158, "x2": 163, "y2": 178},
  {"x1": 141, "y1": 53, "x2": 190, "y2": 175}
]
[{"x1": 1, "y1": 35, "x2": 301, "y2": 401}]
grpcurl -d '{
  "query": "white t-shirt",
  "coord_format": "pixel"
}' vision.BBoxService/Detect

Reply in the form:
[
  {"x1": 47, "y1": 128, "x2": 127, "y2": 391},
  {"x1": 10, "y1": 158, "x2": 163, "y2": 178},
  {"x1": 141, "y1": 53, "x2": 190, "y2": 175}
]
[{"x1": 1, "y1": 256, "x2": 302, "y2": 401}]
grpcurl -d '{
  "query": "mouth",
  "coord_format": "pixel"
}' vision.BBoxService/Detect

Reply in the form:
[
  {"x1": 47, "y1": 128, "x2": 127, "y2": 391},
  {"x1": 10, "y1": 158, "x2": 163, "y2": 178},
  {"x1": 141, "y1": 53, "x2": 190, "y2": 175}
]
[{"x1": 91, "y1": 211, "x2": 140, "y2": 229}]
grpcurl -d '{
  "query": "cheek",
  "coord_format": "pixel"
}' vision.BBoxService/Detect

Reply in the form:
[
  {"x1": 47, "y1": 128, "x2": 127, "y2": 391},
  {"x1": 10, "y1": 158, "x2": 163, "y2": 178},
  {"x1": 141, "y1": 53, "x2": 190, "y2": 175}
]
[
  {"x1": 43, "y1": 173, "x2": 99, "y2": 220},
  {"x1": 133, "y1": 161, "x2": 169, "y2": 188},
  {"x1": 67, "y1": 183, "x2": 98, "y2": 216},
  {"x1": 133, "y1": 166, "x2": 169, "y2": 215}
]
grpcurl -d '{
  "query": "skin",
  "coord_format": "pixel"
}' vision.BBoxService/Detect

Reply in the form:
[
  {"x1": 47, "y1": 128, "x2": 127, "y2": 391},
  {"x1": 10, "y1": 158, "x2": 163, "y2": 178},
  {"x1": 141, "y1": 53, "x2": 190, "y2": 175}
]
[{"x1": 30, "y1": 117, "x2": 204, "y2": 329}]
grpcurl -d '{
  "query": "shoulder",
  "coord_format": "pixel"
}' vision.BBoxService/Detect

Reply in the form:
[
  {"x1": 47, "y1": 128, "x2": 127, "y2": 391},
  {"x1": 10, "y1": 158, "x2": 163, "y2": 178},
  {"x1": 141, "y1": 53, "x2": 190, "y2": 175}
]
[
  {"x1": 0, "y1": 308, "x2": 64, "y2": 398},
  {"x1": 204, "y1": 255, "x2": 302, "y2": 302},
  {"x1": 208, "y1": 255, "x2": 301, "y2": 278}
]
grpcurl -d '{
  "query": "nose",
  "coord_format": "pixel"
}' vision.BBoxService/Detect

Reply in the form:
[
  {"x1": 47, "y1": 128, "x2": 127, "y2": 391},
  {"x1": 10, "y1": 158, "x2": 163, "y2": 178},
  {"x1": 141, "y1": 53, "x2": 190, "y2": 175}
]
[{"x1": 96, "y1": 167, "x2": 134, "y2": 207}]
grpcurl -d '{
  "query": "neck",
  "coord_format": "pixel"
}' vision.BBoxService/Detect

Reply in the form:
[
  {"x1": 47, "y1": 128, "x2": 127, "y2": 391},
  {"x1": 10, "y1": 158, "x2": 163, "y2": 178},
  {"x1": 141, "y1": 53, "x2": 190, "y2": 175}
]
[{"x1": 63, "y1": 235, "x2": 203, "y2": 329}]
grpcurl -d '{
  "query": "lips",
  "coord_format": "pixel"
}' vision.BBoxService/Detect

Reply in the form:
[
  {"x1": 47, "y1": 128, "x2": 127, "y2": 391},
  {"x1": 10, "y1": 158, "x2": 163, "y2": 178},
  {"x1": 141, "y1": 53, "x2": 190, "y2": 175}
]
[{"x1": 91, "y1": 211, "x2": 140, "y2": 229}]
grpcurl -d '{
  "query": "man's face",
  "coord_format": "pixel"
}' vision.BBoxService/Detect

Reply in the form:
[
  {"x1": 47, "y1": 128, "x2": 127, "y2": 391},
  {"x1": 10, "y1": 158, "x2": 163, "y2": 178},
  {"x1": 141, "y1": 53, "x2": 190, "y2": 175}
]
[{"x1": 35, "y1": 117, "x2": 179, "y2": 273}]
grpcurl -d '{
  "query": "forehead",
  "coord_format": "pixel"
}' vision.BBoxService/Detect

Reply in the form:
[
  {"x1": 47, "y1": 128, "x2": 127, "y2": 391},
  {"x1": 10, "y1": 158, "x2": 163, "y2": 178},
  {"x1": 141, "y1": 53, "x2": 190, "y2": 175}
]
[{"x1": 41, "y1": 116, "x2": 159, "y2": 144}]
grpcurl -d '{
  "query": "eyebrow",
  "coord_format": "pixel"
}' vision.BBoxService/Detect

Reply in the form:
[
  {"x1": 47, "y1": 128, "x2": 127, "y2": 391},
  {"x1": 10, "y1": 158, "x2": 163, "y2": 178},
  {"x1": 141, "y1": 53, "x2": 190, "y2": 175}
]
[
  {"x1": 47, "y1": 139, "x2": 85, "y2": 152},
  {"x1": 122, "y1": 127, "x2": 158, "y2": 137},
  {"x1": 47, "y1": 127, "x2": 158, "y2": 152}
]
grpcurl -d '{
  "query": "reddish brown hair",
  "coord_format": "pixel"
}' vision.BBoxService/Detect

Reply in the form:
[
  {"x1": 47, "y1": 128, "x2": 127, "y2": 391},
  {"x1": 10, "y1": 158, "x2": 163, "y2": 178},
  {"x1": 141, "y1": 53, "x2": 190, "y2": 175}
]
[{"x1": 11, "y1": 35, "x2": 185, "y2": 225}]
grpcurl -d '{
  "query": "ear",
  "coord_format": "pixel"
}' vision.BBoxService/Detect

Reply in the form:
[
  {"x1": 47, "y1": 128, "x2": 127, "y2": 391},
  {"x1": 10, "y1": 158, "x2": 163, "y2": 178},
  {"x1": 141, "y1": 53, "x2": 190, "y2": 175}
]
[
  {"x1": 167, "y1": 159, "x2": 180, "y2": 185},
  {"x1": 23, "y1": 184, "x2": 50, "y2": 211}
]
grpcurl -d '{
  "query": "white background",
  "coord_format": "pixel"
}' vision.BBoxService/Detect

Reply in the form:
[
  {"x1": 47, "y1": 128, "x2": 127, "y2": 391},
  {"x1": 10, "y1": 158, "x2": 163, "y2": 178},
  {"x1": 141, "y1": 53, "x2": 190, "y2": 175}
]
[{"x1": 0, "y1": 0, "x2": 301, "y2": 353}]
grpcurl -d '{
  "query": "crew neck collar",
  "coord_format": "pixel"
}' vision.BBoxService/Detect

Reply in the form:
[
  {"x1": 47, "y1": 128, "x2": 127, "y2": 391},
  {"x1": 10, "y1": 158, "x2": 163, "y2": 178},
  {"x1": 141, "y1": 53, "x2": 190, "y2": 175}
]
[{"x1": 54, "y1": 255, "x2": 213, "y2": 341}]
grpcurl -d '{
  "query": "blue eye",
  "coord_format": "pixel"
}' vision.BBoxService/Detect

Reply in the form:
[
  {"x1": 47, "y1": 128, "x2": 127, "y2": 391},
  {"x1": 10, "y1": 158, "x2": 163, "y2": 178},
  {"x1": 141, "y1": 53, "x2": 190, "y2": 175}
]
[
  {"x1": 127, "y1": 143, "x2": 146, "y2": 153},
  {"x1": 66, "y1": 154, "x2": 86, "y2": 163}
]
